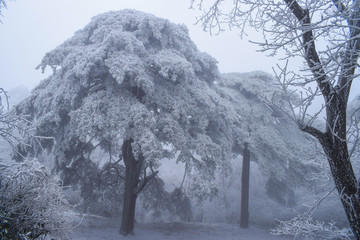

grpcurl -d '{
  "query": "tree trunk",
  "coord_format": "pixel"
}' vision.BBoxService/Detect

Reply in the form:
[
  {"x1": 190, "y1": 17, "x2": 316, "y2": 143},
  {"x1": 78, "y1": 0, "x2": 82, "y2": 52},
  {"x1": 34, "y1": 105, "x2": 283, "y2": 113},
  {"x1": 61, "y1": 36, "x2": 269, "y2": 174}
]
[
  {"x1": 119, "y1": 139, "x2": 142, "y2": 236},
  {"x1": 324, "y1": 102, "x2": 360, "y2": 239},
  {"x1": 120, "y1": 188, "x2": 137, "y2": 235},
  {"x1": 284, "y1": 1, "x2": 360, "y2": 237},
  {"x1": 310, "y1": 96, "x2": 360, "y2": 239},
  {"x1": 325, "y1": 142, "x2": 360, "y2": 239},
  {"x1": 240, "y1": 142, "x2": 250, "y2": 228}
]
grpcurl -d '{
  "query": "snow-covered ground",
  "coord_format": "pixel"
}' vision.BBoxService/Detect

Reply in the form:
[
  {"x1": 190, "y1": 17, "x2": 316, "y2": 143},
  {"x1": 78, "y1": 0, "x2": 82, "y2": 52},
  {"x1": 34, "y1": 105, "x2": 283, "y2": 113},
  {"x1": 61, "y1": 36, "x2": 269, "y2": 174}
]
[{"x1": 67, "y1": 215, "x2": 291, "y2": 240}]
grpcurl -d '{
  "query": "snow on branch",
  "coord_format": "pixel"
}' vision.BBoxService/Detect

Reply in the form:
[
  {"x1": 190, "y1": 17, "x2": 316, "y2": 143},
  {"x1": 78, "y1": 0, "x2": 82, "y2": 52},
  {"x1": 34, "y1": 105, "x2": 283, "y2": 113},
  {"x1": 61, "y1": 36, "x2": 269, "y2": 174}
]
[
  {"x1": 272, "y1": 214, "x2": 353, "y2": 240},
  {"x1": 0, "y1": 159, "x2": 70, "y2": 239},
  {"x1": 272, "y1": 187, "x2": 353, "y2": 240}
]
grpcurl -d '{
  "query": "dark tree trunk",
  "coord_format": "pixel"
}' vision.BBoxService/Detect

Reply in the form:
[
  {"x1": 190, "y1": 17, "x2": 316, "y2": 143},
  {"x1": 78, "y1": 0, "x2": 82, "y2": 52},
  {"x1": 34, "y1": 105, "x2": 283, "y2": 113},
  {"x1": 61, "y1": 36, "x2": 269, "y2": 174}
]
[
  {"x1": 321, "y1": 98, "x2": 360, "y2": 239},
  {"x1": 240, "y1": 142, "x2": 250, "y2": 228},
  {"x1": 282, "y1": 1, "x2": 360, "y2": 237},
  {"x1": 119, "y1": 138, "x2": 159, "y2": 236},
  {"x1": 120, "y1": 139, "x2": 142, "y2": 236},
  {"x1": 325, "y1": 141, "x2": 360, "y2": 239},
  {"x1": 301, "y1": 95, "x2": 360, "y2": 239}
]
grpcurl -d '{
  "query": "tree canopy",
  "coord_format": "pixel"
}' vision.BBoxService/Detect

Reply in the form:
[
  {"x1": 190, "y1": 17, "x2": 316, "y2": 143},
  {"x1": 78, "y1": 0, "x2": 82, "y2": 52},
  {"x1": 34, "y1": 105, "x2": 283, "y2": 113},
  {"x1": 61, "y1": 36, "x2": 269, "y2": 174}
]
[
  {"x1": 15, "y1": 9, "x2": 239, "y2": 204},
  {"x1": 10, "y1": 11, "x2": 332, "y2": 231},
  {"x1": 191, "y1": 0, "x2": 360, "y2": 237}
]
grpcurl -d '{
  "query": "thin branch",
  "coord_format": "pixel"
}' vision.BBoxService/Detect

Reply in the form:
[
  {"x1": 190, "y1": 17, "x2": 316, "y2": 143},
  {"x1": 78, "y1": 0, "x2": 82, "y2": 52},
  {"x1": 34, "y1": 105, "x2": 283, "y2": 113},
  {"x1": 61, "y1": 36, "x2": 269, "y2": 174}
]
[{"x1": 134, "y1": 167, "x2": 159, "y2": 195}]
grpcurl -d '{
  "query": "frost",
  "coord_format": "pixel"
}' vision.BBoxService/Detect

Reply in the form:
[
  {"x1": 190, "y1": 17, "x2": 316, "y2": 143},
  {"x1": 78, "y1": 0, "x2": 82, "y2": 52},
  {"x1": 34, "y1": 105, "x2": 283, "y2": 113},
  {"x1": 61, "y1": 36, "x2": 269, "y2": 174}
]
[
  {"x1": 272, "y1": 215, "x2": 353, "y2": 240},
  {"x1": 0, "y1": 159, "x2": 70, "y2": 239},
  {"x1": 151, "y1": 49, "x2": 195, "y2": 83},
  {"x1": 220, "y1": 72, "x2": 327, "y2": 192},
  {"x1": 16, "y1": 9, "x2": 238, "y2": 203}
]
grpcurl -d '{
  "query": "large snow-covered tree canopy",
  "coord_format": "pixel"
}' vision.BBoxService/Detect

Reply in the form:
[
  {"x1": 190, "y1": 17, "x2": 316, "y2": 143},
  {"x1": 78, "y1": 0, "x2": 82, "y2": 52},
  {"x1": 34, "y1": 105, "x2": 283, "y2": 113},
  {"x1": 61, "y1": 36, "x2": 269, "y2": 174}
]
[
  {"x1": 14, "y1": 9, "x2": 324, "y2": 219},
  {"x1": 15, "y1": 9, "x2": 239, "y2": 203}
]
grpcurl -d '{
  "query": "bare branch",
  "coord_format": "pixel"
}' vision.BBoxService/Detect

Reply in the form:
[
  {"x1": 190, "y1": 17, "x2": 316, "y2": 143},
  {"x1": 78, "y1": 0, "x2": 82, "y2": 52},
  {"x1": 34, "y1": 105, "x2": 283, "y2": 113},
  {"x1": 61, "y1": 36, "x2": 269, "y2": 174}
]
[
  {"x1": 332, "y1": 0, "x2": 347, "y2": 14},
  {"x1": 134, "y1": 167, "x2": 159, "y2": 195},
  {"x1": 0, "y1": 87, "x2": 9, "y2": 110}
]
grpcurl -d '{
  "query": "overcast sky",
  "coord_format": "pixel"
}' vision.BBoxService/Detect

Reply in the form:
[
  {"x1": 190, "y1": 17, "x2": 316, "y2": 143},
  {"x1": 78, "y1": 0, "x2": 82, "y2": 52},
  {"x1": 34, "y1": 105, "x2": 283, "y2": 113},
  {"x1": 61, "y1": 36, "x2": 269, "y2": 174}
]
[
  {"x1": 0, "y1": 0, "x2": 359, "y2": 101},
  {"x1": 0, "y1": 0, "x2": 275, "y2": 91}
]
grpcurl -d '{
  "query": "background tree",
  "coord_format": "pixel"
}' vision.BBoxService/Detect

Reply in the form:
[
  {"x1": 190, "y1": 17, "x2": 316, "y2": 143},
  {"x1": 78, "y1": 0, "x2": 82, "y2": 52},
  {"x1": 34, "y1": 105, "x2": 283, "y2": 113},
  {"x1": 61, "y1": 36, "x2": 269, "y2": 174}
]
[
  {"x1": 219, "y1": 72, "x2": 326, "y2": 206},
  {"x1": 15, "y1": 10, "x2": 241, "y2": 235},
  {"x1": 180, "y1": 71, "x2": 330, "y2": 226},
  {"x1": 191, "y1": 0, "x2": 360, "y2": 237}
]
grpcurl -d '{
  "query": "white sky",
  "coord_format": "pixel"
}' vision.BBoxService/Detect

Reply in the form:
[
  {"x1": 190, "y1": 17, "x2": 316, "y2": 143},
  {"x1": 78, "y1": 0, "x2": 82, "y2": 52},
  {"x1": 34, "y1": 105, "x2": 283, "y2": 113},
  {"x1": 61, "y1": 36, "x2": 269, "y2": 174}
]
[
  {"x1": 0, "y1": 0, "x2": 358, "y2": 101},
  {"x1": 0, "y1": 0, "x2": 273, "y2": 91}
]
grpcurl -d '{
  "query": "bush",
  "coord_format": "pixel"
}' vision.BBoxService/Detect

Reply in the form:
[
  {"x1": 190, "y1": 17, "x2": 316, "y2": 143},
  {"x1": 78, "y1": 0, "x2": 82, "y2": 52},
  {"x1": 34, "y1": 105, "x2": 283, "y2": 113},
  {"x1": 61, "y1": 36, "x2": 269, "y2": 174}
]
[
  {"x1": 0, "y1": 159, "x2": 69, "y2": 240},
  {"x1": 271, "y1": 214, "x2": 353, "y2": 240}
]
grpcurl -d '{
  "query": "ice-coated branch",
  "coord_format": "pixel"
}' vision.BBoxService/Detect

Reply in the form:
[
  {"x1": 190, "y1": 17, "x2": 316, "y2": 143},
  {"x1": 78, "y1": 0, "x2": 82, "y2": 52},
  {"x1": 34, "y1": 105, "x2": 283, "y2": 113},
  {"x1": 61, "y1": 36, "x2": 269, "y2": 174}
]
[
  {"x1": 336, "y1": 11, "x2": 360, "y2": 101},
  {"x1": 284, "y1": 0, "x2": 332, "y2": 102}
]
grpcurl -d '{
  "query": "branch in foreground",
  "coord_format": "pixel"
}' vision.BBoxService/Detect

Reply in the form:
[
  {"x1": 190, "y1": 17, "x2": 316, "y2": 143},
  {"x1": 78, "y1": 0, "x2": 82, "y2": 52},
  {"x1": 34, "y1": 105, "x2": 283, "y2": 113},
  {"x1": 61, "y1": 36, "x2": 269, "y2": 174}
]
[
  {"x1": 297, "y1": 121, "x2": 326, "y2": 142},
  {"x1": 272, "y1": 214, "x2": 353, "y2": 240}
]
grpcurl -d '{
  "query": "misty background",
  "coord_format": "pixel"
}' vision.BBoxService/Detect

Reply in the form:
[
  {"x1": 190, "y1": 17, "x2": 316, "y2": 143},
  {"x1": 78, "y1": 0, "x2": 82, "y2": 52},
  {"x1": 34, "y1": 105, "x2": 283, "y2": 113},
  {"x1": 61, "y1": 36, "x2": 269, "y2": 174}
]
[
  {"x1": 0, "y1": 0, "x2": 273, "y2": 91},
  {"x1": 1, "y1": 1, "x2": 360, "y2": 240}
]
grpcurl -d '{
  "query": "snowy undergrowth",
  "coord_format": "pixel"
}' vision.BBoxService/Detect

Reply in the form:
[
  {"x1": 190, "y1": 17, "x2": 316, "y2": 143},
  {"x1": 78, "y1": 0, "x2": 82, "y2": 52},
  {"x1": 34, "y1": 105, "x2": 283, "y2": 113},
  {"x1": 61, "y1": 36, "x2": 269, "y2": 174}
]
[
  {"x1": 0, "y1": 159, "x2": 70, "y2": 239},
  {"x1": 67, "y1": 214, "x2": 292, "y2": 240},
  {"x1": 272, "y1": 215, "x2": 353, "y2": 240}
]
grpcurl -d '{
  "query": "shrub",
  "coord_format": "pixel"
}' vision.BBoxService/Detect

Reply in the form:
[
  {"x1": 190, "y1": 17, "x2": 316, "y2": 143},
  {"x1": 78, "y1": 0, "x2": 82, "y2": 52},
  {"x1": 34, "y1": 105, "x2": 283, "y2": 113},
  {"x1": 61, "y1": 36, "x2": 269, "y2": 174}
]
[
  {"x1": 272, "y1": 214, "x2": 353, "y2": 240},
  {"x1": 0, "y1": 159, "x2": 69, "y2": 240}
]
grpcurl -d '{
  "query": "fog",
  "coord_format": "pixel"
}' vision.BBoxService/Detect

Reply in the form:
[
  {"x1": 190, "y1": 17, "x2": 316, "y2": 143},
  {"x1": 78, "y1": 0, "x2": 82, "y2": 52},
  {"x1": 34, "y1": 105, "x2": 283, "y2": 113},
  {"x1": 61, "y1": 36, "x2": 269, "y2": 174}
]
[
  {"x1": 0, "y1": 0, "x2": 274, "y2": 91},
  {"x1": 0, "y1": 2, "x2": 358, "y2": 240}
]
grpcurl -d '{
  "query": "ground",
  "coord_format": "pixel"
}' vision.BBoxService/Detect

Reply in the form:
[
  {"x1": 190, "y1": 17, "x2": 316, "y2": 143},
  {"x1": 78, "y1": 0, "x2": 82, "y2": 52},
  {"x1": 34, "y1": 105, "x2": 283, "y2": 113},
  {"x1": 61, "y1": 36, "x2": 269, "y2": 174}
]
[{"x1": 66, "y1": 214, "x2": 291, "y2": 240}]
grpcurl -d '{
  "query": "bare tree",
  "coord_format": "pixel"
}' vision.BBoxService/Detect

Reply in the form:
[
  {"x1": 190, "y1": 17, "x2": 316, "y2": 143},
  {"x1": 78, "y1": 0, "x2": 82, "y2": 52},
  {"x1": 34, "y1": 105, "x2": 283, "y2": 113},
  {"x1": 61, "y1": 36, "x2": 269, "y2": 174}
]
[{"x1": 191, "y1": 0, "x2": 360, "y2": 238}]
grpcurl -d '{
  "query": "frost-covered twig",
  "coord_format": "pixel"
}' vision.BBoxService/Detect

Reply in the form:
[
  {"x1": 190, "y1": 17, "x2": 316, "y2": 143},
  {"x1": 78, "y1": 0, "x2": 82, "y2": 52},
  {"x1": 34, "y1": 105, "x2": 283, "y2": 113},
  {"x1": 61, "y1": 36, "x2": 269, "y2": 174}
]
[
  {"x1": 272, "y1": 215, "x2": 353, "y2": 240},
  {"x1": 0, "y1": 88, "x2": 53, "y2": 158},
  {"x1": 271, "y1": 187, "x2": 353, "y2": 240},
  {"x1": 0, "y1": 159, "x2": 70, "y2": 239}
]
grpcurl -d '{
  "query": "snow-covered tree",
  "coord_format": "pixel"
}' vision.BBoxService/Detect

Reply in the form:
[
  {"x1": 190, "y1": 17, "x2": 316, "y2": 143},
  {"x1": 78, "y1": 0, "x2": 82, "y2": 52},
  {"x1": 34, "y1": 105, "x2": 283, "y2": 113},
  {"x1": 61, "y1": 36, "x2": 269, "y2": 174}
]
[
  {"x1": 218, "y1": 72, "x2": 325, "y2": 204},
  {"x1": 0, "y1": 89, "x2": 70, "y2": 239},
  {"x1": 0, "y1": 159, "x2": 69, "y2": 240},
  {"x1": 15, "y1": 10, "x2": 240, "y2": 235},
  {"x1": 0, "y1": 88, "x2": 34, "y2": 158},
  {"x1": 192, "y1": 0, "x2": 360, "y2": 237}
]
